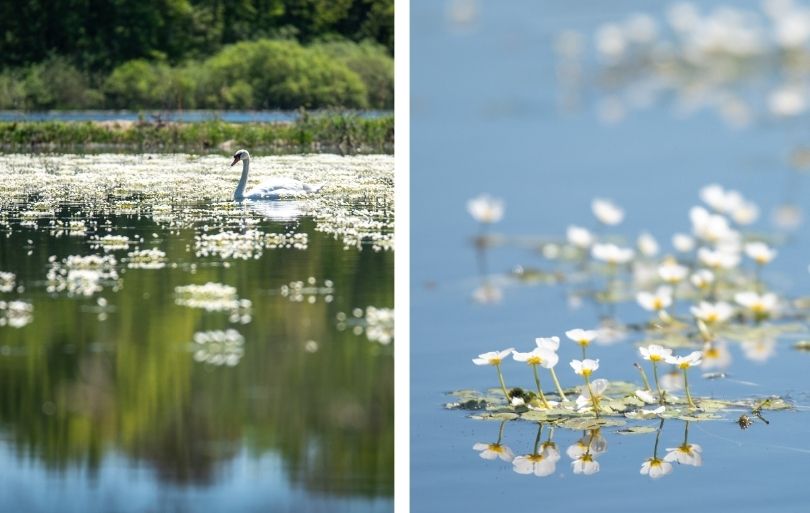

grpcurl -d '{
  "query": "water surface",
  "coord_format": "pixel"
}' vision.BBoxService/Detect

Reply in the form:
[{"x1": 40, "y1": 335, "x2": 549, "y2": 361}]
[{"x1": 0, "y1": 154, "x2": 394, "y2": 512}]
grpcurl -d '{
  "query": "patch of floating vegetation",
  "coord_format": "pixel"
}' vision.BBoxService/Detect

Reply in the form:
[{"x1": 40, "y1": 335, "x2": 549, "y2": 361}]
[
  {"x1": 174, "y1": 282, "x2": 252, "y2": 323},
  {"x1": 0, "y1": 300, "x2": 33, "y2": 328},
  {"x1": 46, "y1": 254, "x2": 120, "y2": 296},
  {"x1": 280, "y1": 277, "x2": 335, "y2": 303},
  {"x1": 191, "y1": 329, "x2": 245, "y2": 367},
  {"x1": 126, "y1": 248, "x2": 167, "y2": 269},
  {"x1": 457, "y1": 185, "x2": 810, "y2": 475},
  {"x1": 337, "y1": 306, "x2": 394, "y2": 344},
  {"x1": 0, "y1": 153, "x2": 393, "y2": 252}
]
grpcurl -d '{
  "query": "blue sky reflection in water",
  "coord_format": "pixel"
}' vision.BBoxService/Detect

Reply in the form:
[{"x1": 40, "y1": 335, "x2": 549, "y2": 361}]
[
  {"x1": 0, "y1": 154, "x2": 393, "y2": 512},
  {"x1": 412, "y1": 1, "x2": 810, "y2": 512}
]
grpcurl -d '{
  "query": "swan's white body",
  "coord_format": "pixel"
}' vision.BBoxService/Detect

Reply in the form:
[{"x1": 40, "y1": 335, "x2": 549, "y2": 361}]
[{"x1": 231, "y1": 150, "x2": 321, "y2": 201}]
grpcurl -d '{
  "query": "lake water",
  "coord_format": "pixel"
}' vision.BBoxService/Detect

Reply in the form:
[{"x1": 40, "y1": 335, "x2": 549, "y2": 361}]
[
  {"x1": 412, "y1": 1, "x2": 810, "y2": 512},
  {"x1": 0, "y1": 154, "x2": 393, "y2": 512}
]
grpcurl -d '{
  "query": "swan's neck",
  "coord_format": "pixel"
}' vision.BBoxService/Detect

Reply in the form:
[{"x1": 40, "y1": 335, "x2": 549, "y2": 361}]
[{"x1": 234, "y1": 159, "x2": 250, "y2": 200}]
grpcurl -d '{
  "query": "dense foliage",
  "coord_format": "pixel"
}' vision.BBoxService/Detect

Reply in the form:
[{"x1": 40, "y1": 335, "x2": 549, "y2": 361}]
[
  {"x1": 0, "y1": 0, "x2": 393, "y2": 70},
  {"x1": 0, "y1": 39, "x2": 393, "y2": 110}
]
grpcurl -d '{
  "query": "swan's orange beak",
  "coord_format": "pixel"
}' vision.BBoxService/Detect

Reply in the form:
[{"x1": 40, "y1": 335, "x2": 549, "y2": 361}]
[{"x1": 231, "y1": 156, "x2": 240, "y2": 167}]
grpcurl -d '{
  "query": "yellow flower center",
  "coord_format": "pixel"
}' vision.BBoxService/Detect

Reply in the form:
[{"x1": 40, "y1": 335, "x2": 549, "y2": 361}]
[
  {"x1": 527, "y1": 454, "x2": 545, "y2": 463},
  {"x1": 489, "y1": 444, "x2": 504, "y2": 453},
  {"x1": 527, "y1": 356, "x2": 542, "y2": 365},
  {"x1": 653, "y1": 298, "x2": 663, "y2": 310},
  {"x1": 679, "y1": 362, "x2": 690, "y2": 370},
  {"x1": 488, "y1": 358, "x2": 502, "y2": 365},
  {"x1": 581, "y1": 453, "x2": 594, "y2": 463},
  {"x1": 581, "y1": 369, "x2": 592, "y2": 377},
  {"x1": 705, "y1": 312, "x2": 718, "y2": 323},
  {"x1": 649, "y1": 354, "x2": 663, "y2": 362},
  {"x1": 579, "y1": 339, "x2": 589, "y2": 346}
]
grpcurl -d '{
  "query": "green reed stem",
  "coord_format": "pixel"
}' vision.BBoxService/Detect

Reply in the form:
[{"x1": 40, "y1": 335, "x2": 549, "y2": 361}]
[
  {"x1": 549, "y1": 367, "x2": 568, "y2": 402},
  {"x1": 532, "y1": 364, "x2": 551, "y2": 408}
]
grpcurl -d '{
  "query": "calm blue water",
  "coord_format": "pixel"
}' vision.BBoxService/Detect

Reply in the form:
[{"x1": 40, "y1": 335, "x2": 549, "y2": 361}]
[
  {"x1": 412, "y1": 1, "x2": 810, "y2": 512},
  {"x1": 0, "y1": 110, "x2": 391, "y2": 123}
]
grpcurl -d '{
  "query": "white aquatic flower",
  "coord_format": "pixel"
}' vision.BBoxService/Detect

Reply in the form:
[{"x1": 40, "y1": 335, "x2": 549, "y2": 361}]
[
  {"x1": 513, "y1": 444, "x2": 560, "y2": 477},
  {"x1": 565, "y1": 329, "x2": 598, "y2": 348},
  {"x1": 634, "y1": 389, "x2": 657, "y2": 404},
  {"x1": 575, "y1": 378, "x2": 609, "y2": 411},
  {"x1": 690, "y1": 206, "x2": 737, "y2": 243},
  {"x1": 467, "y1": 194, "x2": 504, "y2": 224},
  {"x1": 640, "y1": 458, "x2": 673, "y2": 479},
  {"x1": 591, "y1": 198, "x2": 624, "y2": 225},
  {"x1": 658, "y1": 260, "x2": 689, "y2": 284},
  {"x1": 697, "y1": 247, "x2": 740, "y2": 270},
  {"x1": 699, "y1": 184, "x2": 744, "y2": 215},
  {"x1": 690, "y1": 269, "x2": 715, "y2": 290},
  {"x1": 702, "y1": 342, "x2": 732, "y2": 370},
  {"x1": 591, "y1": 243, "x2": 634, "y2": 265},
  {"x1": 744, "y1": 242, "x2": 777, "y2": 265},
  {"x1": 595, "y1": 23, "x2": 627, "y2": 60},
  {"x1": 664, "y1": 443, "x2": 703, "y2": 466},
  {"x1": 666, "y1": 351, "x2": 703, "y2": 369},
  {"x1": 734, "y1": 291, "x2": 778, "y2": 316},
  {"x1": 175, "y1": 282, "x2": 248, "y2": 313},
  {"x1": 741, "y1": 338, "x2": 777, "y2": 362},
  {"x1": 769, "y1": 86, "x2": 807, "y2": 117},
  {"x1": 570, "y1": 358, "x2": 599, "y2": 376},
  {"x1": 639, "y1": 344, "x2": 672, "y2": 362},
  {"x1": 775, "y1": 12, "x2": 810, "y2": 48},
  {"x1": 472, "y1": 348, "x2": 514, "y2": 366},
  {"x1": 473, "y1": 442, "x2": 514, "y2": 462},
  {"x1": 567, "y1": 225, "x2": 594, "y2": 249},
  {"x1": 625, "y1": 405, "x2": 665, "y2": 419},
  {"x1": 512, "y1": 347, "x2": 559, "y2": 368},
  {"x1": 690, "y1": 301, "x2": 734, "y2": 324},
  {"x1": 672, "y1": 233, "x2": 695, "y2": 253},
  {"x1": 637, "y1": 232, "x2": 659, "y2": 257},
  {"x1": 535, "y1": 336, "x2": 560, "y2": 352},
  {"x1": 732, "y1": 201, "x2": 759, "y2": 225},
  {"x1": 636, "y1": 287, "x2": 673, "y2": 312}
]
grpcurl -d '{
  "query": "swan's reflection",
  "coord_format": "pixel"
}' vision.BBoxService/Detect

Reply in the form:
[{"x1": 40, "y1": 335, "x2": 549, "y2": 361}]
[{"x1": 243, "y1": 199, "x2": 306, "y2": 221}]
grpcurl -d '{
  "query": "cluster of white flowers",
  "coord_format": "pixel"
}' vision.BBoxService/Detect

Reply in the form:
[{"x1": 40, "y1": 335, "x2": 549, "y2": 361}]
[
  {"x1": 46, "y1": 254, "x2": 120, "y2": 296},
  {"x1": 92, "y1": 234, "x2": 131, "y2": 251},
  {"x1": 558, "y1": 2, "x2": 810, "y2": 127},
  {"x1": 191, "y1": 329, "x2": 245, "y2": 367},
  {"x1": 336, "y1": 306, "x2": 395, "y2": 345},
  {"x1": 195, "y1": 230, "x2": 266, "y2": 260},
  {"x1": 126, "y1": 248, "x2": 167, "y2": 269},
  {"x1": 0, "y1": 300, "x2": 33, "y2": 328},
  {"x1": 0, "y1": 272, "x2": 15, "y2": 293},
  {"x1": 280, "y1": 277, "x2": 335, "y2": 303},
  {"x1": 174, "y1": 282, "x2": 252, "y2": 323}
]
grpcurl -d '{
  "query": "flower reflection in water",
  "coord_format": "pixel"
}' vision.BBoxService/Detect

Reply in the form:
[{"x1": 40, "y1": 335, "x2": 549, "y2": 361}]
[
  {"x1": 665, "y1": 422, "x2": 703, "y2": 468},
  {"x1": 473, "y1": 420, "x2": 515, "y2": 462},
  {"x1": 567, "y1": 429, "x2": 606, "y2": 476},
  {"x1": 640, "y1": 419, "x2": 672, "y2": 479},
  {"x1": 512, "y1": 424, "x2": 560, "y2": 477}
]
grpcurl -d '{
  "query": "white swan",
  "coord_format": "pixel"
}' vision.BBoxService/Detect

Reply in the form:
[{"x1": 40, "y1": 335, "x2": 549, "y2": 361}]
[{"x1": 231, "y1": 149, "x2": 322, "y2": 201}]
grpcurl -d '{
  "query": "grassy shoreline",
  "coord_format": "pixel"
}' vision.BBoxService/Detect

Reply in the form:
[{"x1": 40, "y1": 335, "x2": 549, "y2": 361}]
[{"x1": 0, "y1": 114, "x2": 393, "y2": 155}]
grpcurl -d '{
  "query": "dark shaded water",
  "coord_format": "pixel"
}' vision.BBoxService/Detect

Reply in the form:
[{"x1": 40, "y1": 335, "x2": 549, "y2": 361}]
[
  {"x1": 0, "y1": 208, "x2": 393, "y2": 512},
  {"x1": 412, "y1": 1, "x2": 810, "y2": 512}
]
